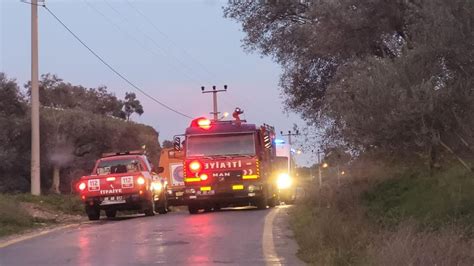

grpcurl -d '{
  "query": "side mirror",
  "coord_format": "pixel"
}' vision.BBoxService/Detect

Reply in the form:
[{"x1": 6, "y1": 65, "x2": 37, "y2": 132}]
[{"x1": 173, "y1": 136, "x2": 181, "y2": 151}]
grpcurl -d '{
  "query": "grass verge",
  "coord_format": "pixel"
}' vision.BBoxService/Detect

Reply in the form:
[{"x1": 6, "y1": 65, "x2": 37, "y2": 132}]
[
  {"x1": 0, "y1": 193, "x2": 84, "y2": 237},
  {"x1": 12, "y1": 193, "x2": 84, "y2": 216},
  {"x1": 290, "y1": 165, "x2": 474, "y2": 265},
  {"x1": 363, "y1": 166, "x2": 474, "y2": 232}
]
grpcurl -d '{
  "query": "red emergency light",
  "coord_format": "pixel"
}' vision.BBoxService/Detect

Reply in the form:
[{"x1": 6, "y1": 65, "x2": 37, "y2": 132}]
[
  {"x1": 189, "y1": 160, "x2": 202, "y2": 173},
  {"x1": 191, "y1": 117, "x2": 212, "y2": 130}
]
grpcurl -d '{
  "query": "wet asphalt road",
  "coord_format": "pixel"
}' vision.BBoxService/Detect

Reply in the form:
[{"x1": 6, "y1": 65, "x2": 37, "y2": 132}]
[{"x1": 0, "y1": 206, "x2": 303, "y2": 266}]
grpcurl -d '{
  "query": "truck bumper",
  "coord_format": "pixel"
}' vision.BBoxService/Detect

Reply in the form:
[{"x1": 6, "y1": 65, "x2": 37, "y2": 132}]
[
  {"x1": 184, "y1": 184, "x2": 265, "y2": 207},
  {"x1": 166, "y1": 188, "x2": 186, "y2": 206},
  {"x1": 83, "y1": 193, "x2": 152, "y2": 211}
]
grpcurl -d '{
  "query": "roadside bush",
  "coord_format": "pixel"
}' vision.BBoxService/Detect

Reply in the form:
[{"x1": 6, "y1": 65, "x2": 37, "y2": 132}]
[
  {"x1": 364, "y1": 166, "x2": 474, "y2": 231},
  {"x1": 290, "y1": 164, "x2": 474, "y2": 265},
  {"x1": 368, "y1": 222, "x2": 474, "y2": 266},
  {"x1": 291, "y1": 179, "x2": 373, "y2": 265}
]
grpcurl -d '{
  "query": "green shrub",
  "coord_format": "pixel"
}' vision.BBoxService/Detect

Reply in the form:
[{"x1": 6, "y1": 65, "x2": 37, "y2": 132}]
[{"x1": 364, "y1": 166, "x2": 474, "y2": 231}]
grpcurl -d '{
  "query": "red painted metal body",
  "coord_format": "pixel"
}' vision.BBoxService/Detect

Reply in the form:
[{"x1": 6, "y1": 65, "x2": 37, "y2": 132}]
[{"x1": 182, "y1": 118, "x2": 278, "y2": 212}]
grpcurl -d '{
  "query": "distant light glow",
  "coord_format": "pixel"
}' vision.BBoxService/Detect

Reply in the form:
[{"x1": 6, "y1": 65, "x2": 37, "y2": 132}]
[
  {"x1": 274, "y1": 139, "x2": 285, "y2": 144},
  {"x1": 277, "y1": 173, "x2": 292, "y2": 189}
]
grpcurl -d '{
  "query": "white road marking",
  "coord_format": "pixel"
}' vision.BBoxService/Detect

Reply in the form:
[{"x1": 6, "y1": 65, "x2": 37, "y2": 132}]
[{"x1": 262, "y1": 207, "x2": 282, "y2": 266}]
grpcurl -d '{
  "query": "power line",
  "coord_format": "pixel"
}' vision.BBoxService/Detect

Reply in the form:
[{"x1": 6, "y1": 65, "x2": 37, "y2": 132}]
[
  {"x1": 108, "y1": 1, "x2": 273, "y2": 121},
  {"x1": 119, "y1": 1, "x2": 259, "y2": 115},
  {"x1": 42, "y1": 4, "x2": 193, "y2": 119},
  {"x1": 124, "y1": 0, "x2": 217, "y2": 82},
  {"x1": 102, "y1": 0, "x2": 204, "y2": 84},
  {"x1": 81, "y1": 0, "x2": 200, "y2": 85}
]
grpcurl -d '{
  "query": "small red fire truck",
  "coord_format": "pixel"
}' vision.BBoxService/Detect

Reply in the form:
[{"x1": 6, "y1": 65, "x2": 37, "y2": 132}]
[
  {"x1": 177, "y1": 108, "x2": 279, "y2": 214},
  {"x1": 77, "y1": 151, "x2": 168, "y2": 220}
]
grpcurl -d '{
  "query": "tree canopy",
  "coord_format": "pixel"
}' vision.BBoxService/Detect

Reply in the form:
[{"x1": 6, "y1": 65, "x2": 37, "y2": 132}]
[
  {"x1": 225, "y1": 0, "x2": 474, "y2": 169},
  {"x1": 25, "y1": 74, "x2": 145, "y2": 120},
  {"x1": 0, "y1": 73, "x2": 160, "y2": 193}
]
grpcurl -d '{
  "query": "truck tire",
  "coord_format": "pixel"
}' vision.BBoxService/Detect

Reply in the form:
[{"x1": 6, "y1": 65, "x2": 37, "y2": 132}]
[
  {"x1": 268, "y1": 196, "x2": 277, "y2": 208},
  {"x1": 256, "y1": 196, "x2": 268, "y2": 210},
  {"x1": 86, "y1": 205, "x2": 100, "y2": 221},
  {"x1": 155, "y1": 193, "x2": 168, "y2": 214},
  {"x1": 188, "y1": 204, "x2": 199, "y2": 214},
  {"x1": 144, "y1": 199, "x2": 155, "y2": 216},
  {"x1": 105, "y1": 209, "x2": 117, "y2": 218}
]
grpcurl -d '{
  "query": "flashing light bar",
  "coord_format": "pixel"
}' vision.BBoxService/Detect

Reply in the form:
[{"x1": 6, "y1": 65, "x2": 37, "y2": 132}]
[
  {"x1": 274, "y1": 139, "x2": 285, "y2": 144},
  {"x1": 200, "y1": 186, "x2": 212, "y2": 191},
  {"x1": 242, "y1": 175, "x2": 258, "y2": 180}
]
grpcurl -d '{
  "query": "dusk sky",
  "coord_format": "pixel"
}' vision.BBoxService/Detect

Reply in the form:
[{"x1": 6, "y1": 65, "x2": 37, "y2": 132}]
[{"x1": 1, "y1": 0, "x2": 314, "y2": 166}]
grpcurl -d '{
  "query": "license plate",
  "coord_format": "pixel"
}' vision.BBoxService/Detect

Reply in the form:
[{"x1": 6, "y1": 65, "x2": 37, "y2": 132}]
[
  {"x1": 101, "y1": 196, "x2": 125, "y2": 205},
  {"x1": 197, "y1": 190, "x2": 215, "y2": 195}
]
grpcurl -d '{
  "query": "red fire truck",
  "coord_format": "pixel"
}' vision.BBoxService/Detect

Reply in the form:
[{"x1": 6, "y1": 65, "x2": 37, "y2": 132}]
[
  {"x1": 77, "y1": 151, "x2": 168, "y2": 220},
  {"x1": 177, "y1": 108, "x2": 279, "y2": 214}
]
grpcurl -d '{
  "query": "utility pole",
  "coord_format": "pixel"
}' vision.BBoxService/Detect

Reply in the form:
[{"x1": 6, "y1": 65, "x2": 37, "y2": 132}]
[
  {"x1": 201, "y1": 85, "x2": 227, "y2": 121},
  {"x1": 30, "y1": 0, "x2": 41, "y2": 196},
  {"x1": 280, "y1": 130, "x2": 299, "y2": 175},
  {"x1": 312, "y1": 149, "x2": 323, "y2": 188}
]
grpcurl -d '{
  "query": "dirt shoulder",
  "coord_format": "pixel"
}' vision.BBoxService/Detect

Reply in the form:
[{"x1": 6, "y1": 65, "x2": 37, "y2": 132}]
[{"x1": 0, "y1": 194, "x2": 86, "y2": 239}]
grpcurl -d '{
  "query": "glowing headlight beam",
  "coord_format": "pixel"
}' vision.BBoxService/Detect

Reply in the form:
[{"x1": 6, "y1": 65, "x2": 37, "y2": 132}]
[{"x1": 277, "y1": 173, "x2": 292, "y2": 189}]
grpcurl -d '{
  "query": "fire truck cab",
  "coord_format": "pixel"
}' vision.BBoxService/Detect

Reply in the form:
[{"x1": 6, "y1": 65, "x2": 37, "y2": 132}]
[{"x1": 180, "y1": 109, "x2": 279, "y2": 214}]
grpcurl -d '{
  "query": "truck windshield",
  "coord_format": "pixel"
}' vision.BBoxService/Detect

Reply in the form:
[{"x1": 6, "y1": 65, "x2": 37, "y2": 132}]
[
  {"x1": 186, "y1": 134, "x2": 256, "y2": 157},
  {"x1": 96, "y1": 159, "x2": 143, "y2": 175}
]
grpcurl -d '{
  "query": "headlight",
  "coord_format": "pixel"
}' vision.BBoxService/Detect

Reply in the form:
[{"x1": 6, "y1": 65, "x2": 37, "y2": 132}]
[
  {"x1": 151, "y1": 182, "x2": 162, "y2": 191},
  {"x1": 137, "y1": 176, "x2": 146, "y2": 185},
  {"x1": 277, "y1": 173, "x2": 292, "y2": 189}
]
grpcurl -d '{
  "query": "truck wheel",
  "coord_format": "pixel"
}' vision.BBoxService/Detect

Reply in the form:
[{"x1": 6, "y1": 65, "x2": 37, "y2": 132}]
[
  {"x1": 155, "y1": 193, "x2": 168, "y2": 214},
  {"x1": 268, "y1": 196, "x2": 277, "y2": 208},
  {"x1": 188, "y1": 204, "x2": 199, "y2": 214},
  {"x1": 86, "y1": 205, "x2": 100, "y2": 221},
  {"x1": 256, "y1": 196, "x2": 268, "y2": 210},
  {"x1": 105, "y1": 209, "x2": 117, "y2": 218},
  {"x1": 144, "y1": 199, "x2": 155, "y2": 216}
]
